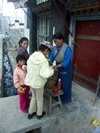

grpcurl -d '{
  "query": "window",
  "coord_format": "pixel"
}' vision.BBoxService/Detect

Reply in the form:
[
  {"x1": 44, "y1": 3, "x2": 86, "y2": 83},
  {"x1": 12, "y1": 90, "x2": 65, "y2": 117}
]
[{"x1": 37, "y1": 15, "x2": 49, "y2": 49}]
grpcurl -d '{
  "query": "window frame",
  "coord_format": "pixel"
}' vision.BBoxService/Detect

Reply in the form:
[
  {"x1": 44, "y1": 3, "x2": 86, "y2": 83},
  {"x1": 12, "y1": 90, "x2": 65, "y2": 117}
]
[{"x1": 37, "y1": 13, "x2": 49, "y2": 49}]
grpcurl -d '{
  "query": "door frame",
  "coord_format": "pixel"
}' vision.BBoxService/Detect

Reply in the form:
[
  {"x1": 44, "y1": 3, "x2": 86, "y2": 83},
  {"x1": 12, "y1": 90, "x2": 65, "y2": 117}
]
[
  {"x1": 71, "y1": 15, "x2": 100, "y2": 91},
  {"x1": 71, "y1": 15, "x2": 100, "y2": 67},
  {"x1": 71, "y1": 15, "x2": 100, "y2": 50}
]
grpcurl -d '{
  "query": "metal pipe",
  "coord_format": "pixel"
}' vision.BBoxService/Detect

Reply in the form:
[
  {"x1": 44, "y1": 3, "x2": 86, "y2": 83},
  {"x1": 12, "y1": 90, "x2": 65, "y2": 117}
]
[
  {"x1": 20, "y1": 5, "x2": 37, "y2": 29},
  {"x1": 73, "y1": 41, "x2": 80, "y2": 47},
  {"x1": 53, "y1": 0, "x2": 80, "y2": 47},
  {"x1": 53, "y1": 0, "x2": 73, "y2": 37}
]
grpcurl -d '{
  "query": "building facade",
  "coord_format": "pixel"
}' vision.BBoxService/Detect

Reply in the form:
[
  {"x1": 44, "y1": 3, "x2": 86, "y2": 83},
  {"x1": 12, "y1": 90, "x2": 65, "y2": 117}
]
[{"x1": 8, "y1": 0, "x2": 100, "y2": 93}]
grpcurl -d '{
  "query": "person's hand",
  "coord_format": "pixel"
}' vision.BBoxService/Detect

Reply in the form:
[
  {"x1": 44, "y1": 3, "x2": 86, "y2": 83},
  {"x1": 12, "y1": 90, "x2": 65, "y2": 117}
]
[
  {"x1": 48, "y1": 59, "x2": 53, "y2": 65},
  {"x1": 22, "y1": 66, "x2": 27, "y2": 74},
  {"x1": 53, "y1": 66, "x2": 58, "y2": 71},
  {"x1": 23, "y1": 67, "x2": 27, "y2": 73},
  {"x1": 18, "y1": 86, "x2": 23, "y2": 90},
  {"x1": 22, "y1": 65, "x2": 27, "y2": 70}
]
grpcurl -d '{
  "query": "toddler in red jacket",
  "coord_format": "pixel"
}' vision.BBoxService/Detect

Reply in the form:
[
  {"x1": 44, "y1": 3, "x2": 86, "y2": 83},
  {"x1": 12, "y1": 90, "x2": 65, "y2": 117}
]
[{"x1": 13, "y1": 55, "x2": 30, "y2": 113}]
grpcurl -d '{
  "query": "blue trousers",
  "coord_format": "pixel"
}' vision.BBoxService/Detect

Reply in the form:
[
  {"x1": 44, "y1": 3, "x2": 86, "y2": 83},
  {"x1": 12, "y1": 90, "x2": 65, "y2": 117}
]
[{"x1": 58, "y1": 61, "x2": 72, "y2": 103}]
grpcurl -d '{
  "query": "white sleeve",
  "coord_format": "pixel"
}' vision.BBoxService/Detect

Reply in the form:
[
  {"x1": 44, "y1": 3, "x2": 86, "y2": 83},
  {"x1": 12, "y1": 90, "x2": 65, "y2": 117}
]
[{"x1": 40, "y1": 61, "x2": 54, "y2": 79}]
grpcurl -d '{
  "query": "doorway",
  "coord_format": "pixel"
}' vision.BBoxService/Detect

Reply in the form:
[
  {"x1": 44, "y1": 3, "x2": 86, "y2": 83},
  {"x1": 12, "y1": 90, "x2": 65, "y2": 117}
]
[{"x1": 72, "y1": 19, "x2": 100, "y2": 92}]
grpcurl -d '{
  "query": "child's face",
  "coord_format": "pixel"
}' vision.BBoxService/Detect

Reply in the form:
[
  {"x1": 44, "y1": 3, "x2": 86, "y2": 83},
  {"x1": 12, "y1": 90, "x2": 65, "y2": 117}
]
[
  {"x1": 43, "y1": 48, "x2": 50, "y2": 56},
  {"x1": 20, "y1": 40, "x2": 28, "y2": 50},
  {"x1": 18, "y1": 60, "x2": 25, "y2": 68}
]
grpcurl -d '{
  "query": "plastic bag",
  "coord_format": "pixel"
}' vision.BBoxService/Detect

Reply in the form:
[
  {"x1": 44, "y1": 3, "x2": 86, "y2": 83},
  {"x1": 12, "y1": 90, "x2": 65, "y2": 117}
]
[
  {"x1": 18, "y1": 88, "x2": 26, "y2": 93},
  {"x1": 92, "y1": 117, "x2": 100, "y2": 129}
]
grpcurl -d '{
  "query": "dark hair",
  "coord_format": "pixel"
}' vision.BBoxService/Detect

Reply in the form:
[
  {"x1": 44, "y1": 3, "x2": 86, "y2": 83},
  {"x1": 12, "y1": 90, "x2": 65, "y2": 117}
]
[
  {"x1": 39, "y1": 44, "x2": 51, "y2": 51},
  {"x1": 16, "y1": 55, "x2": 26, "y2": 63},
  {"x1": 52, "y1": 32, "x2": 64, "y2": 40},
  {"x1": 18, "y1": 37, "x2": 28, "y2": 46}
]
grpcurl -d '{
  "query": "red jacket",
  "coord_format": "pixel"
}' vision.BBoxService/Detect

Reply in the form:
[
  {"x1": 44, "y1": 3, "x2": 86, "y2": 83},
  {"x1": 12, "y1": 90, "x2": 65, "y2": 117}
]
[{"x1": 17, "y1": 47, "x2": 29, "y2": 61}]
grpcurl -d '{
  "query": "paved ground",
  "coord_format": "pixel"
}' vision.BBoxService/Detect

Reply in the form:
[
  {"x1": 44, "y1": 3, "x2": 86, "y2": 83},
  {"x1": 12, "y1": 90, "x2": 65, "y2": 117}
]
[
  {"x1": 0, "y1": 35, "x2": 100, "y2": 133},
  {"x1": 0, "y1": 82, "x2": 99, "y2": 133}
]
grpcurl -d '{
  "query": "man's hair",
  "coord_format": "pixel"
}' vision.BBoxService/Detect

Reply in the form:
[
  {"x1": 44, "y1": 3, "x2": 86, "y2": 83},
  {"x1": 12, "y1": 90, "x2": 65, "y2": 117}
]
[
  {"x1": 16, "y1": 55, "x2": 26, "y2": 63},
  {"x1": 18, "y1": 37, "x2": 28, "y2": 46},
  {"x1": 39, "y1": 44, "x2": 50, "y2": 51}
]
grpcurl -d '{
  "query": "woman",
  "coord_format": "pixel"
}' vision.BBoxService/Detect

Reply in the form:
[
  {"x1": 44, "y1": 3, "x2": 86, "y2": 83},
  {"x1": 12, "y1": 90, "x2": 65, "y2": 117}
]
[{"x1": 49, "y1": 32, "x2": 72, "y2": 103}]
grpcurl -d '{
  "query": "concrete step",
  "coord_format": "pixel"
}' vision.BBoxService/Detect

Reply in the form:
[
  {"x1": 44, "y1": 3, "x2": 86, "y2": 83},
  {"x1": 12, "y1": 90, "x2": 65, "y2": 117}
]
[{"x1": 0, "y1": 82, "x2": 97, "y2": 133}]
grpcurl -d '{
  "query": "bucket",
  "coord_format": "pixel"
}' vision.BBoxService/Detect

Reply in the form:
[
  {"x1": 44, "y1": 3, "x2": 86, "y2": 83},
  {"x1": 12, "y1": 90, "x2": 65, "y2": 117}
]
[{"x1": 44, "y1": 71, "x2": 59, "y2": 88}]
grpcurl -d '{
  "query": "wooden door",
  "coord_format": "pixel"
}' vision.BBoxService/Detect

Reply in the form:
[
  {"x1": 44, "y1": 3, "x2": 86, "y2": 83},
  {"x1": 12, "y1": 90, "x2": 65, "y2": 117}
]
[{"x1": 72, "y1": 20, "x2": 100, "y2": 92}]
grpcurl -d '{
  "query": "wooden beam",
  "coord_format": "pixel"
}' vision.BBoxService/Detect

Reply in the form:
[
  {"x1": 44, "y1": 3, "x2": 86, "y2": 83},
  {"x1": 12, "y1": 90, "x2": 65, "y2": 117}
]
[
  {"x1": 38, "y1": 4, "x2": 49, "y2": 19},
  {"x1": 69, "y1": 4, "x2": 99, "y2": 12},
  {"x1": 34, "y1": 5, "x2": 51, "y2": 12},
  {"x1": 94, "y1": 7, "x2": 99, "y2": 12}
]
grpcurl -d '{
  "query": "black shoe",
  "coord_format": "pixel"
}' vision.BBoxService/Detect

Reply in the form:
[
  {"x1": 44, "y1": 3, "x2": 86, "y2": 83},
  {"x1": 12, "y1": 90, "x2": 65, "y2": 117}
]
[
  {"x1": 37, "y1": 111, "x2": 46, "y2": 120},
  {"x1": 28, "y1": 112, "x2": 36, "y2": 119}
]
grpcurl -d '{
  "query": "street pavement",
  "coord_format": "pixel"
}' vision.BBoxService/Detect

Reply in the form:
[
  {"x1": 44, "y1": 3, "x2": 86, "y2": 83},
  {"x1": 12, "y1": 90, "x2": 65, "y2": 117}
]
[{"x1": 0, "y1": 34, "x2": 100, "y2": 133}]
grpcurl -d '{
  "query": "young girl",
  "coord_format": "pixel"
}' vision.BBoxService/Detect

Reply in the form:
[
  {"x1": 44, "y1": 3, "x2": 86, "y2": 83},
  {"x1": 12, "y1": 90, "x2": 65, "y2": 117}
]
[
  {"x1": 25, "y1": 41, "x2": 54, "y2": 119},
  {"x1": 13, "y1": 55, "x2": 30, "y2": 113},
  {"x1": 18, "y1": 37, "x2": 29, "y2": 62}
]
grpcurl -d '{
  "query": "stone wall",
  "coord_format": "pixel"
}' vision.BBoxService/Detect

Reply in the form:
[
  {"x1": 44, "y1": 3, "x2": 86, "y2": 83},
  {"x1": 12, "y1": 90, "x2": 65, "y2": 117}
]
[
  {"x1": 9, "y1": 28, "x2": 24, "y2": 49},
  {"x1": 0, "y1": 13, "x2": 8, "y2": 34},
  {"x1": 9, "y1": 8, "x2": 30, "y2": 52}
]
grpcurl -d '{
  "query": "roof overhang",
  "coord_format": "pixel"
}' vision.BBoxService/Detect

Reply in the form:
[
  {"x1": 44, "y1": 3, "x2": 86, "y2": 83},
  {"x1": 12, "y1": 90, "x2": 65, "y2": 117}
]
[
  {"x1": 7, "y1": 0, "x2": 28, "y2": 8},
  {"x1": 7, "y1": 0, "x2": 99, "y2": 11},
  {"x1": 7, "y1": 0, "x2": 17, "y2": 2},
  {"x1": 7, "y1": 0, "x2": 49, "y2": 9},
  {"x1": 58, "y1": 0, "x2": 98, "y2": 11}
]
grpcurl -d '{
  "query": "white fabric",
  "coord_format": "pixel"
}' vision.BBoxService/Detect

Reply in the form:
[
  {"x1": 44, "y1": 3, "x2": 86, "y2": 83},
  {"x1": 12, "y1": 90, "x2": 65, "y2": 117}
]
[
  {"x1": 25, "y1": 51, "x2": 54, "y2": 88},
  {"x1": 29, "y1": 87, "x2": 44, "y2": 115}
]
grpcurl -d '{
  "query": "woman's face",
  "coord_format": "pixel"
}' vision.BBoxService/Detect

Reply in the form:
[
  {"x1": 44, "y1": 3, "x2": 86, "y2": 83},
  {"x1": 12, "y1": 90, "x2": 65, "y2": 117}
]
[
  {"x1": 20, "y1": 40, "x2": 28, "y2": 50},
  {"x1": 53, "y1": 39, "x2": 63, "y2": 48}
]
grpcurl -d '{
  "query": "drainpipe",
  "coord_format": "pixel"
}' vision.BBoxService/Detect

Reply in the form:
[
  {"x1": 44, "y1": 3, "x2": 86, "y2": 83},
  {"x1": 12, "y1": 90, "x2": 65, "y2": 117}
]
[{"x1": 20, "y1": 5, "x2": 37, "y2": 29}]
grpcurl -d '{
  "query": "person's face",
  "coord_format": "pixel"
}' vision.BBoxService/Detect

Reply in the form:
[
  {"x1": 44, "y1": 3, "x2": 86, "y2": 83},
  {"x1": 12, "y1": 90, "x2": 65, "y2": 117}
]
[
  {"x1": 53, "y1": 39, "x2": 63, "y2": 48},
  {"x1": 20, "y1": 40, "x2": 28, "y2": 50},
  {"x1": 43, "y1": 48, "x2": 50, "y2": 56},
  {"x1": 17, "y1": 60, "x2": 25, "y2": 68}
]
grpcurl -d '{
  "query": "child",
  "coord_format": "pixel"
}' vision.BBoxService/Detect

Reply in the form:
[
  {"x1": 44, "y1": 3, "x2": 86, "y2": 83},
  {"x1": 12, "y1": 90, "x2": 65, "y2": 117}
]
[
  {"x1": 18, "y1": 37, "x2": 29, "y2": 62},
  {"x1": 13, "y1": 55, "x2": 30, "y2": 113},
  {"x1": 25, "y1": 41, "x2": 54, "y2": 120}
]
